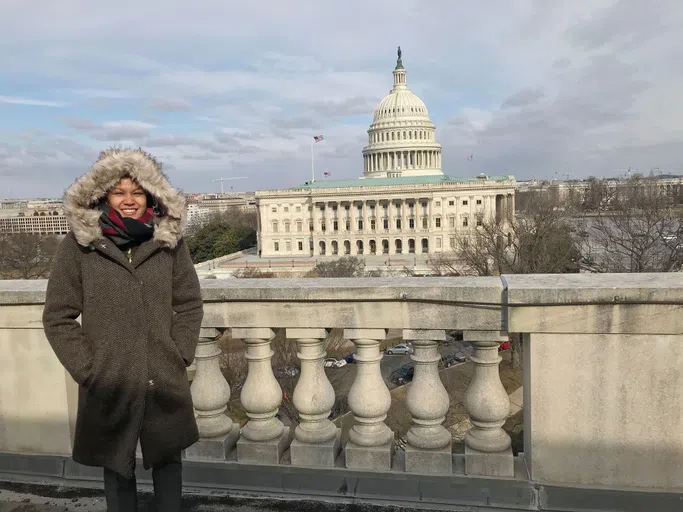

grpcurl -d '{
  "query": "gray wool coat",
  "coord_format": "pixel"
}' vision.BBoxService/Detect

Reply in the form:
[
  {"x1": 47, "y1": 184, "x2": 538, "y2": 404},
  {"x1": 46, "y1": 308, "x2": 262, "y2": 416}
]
[{"x1": 43, "y1": 148, "x2": 203, "y2": 479}]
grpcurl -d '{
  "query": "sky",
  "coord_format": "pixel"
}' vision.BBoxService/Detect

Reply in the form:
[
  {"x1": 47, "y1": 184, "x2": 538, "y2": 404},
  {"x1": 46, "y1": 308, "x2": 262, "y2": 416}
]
[{"x1": 1, "y1": 0, "x2": 682, "y2": 198}]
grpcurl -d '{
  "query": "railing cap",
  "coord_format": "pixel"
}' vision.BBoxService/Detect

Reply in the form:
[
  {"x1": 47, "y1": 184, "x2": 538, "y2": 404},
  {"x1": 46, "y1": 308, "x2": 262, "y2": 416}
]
[{"x1": 503, "y1": 273, "x2": 683, "y2": 305}]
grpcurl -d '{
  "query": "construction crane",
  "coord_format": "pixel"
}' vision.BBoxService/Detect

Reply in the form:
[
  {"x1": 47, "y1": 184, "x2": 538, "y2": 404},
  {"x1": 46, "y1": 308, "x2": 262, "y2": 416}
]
[{"x1": 213, "y1": 176, "x2": 247, "y2": 194}]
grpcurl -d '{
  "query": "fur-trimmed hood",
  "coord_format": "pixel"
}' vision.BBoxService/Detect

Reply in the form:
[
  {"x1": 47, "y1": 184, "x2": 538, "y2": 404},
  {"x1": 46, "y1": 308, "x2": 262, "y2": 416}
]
[{"x1": 64, "y1": 148, "x2": 186, "y2": 248}]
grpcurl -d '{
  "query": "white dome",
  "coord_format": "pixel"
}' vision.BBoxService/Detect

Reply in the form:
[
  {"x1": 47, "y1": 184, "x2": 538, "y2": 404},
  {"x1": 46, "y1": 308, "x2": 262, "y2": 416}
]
[
  {"x1": 373, "y1": 89, "x2": 429, "y2": 122},
  {"x1": 362, "y1": 48, "x2": 443, "y2": 179}
]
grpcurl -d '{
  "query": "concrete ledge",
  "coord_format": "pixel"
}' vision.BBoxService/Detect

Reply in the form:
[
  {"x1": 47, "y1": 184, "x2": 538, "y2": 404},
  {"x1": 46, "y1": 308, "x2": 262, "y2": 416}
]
[
  {"x1": 2, "y1": 452, "x2": 683, "y2": 511},
  {"x1": 185, "y1": 424, "x2": 240, "y2": 461}
]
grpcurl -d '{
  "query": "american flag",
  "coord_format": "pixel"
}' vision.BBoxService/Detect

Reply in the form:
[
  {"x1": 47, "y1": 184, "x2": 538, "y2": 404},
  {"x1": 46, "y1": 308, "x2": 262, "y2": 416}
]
[
  {"x1": 467, "y1": 153, "x2": 473, "y2": 161},
  {"x1": 313, "y1": 135, "x2": 324, "y2": 142},
  {"x1": 324, "y1": 171, "x2": 331, "y2": 177}
]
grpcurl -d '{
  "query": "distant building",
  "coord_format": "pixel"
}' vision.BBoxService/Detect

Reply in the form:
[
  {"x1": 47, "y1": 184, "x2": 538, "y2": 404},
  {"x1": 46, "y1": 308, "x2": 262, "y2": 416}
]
[
  {"x1": 0, "y1": 200, "x2": 69, "y2": 235},
  {"x1": 185, "y1": 192, "x2": 257, "y2": 230},
  {"x1": 256, "y1": 50, "x2": 517, "y2": 258}
]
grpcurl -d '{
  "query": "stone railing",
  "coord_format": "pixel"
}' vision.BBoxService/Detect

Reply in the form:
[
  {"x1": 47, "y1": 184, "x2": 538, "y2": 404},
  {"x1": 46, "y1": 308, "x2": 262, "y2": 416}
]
[{"x1": 1, "y1": 274, "x2": 683, "y2": 499}]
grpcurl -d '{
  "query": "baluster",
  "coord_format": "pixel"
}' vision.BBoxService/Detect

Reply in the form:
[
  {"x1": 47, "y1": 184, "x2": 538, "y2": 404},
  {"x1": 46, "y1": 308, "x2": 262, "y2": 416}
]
[
  {"x1": 234, "y1": 328, "x2": 290, "y2": 464},
  {"x1": 344, "y1": 328, "x2": 394, "y2": 470},
  {"x1": 185, "y1": 328, "x2": 239, "y2": 460},
  {"x1": 463, "y1": 330, "x2": 514, "y2": 477},
  {"x1": 403, "y1": 329, "x2": 452, "y2": 474},
  {"x1": 287, "y1": 328, "x2": 341, "y2": 467}
]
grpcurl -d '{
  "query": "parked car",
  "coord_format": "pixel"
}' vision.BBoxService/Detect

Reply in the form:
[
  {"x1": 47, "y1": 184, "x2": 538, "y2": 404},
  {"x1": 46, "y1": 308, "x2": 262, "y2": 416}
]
[
  {"x1": 439, "y1": 353, "x2": 466, "y2": 368},
  {"x1": 323, "y1": 357, "x2": 347, "y2": 368},
  {"x1": 385, "y1": 343, "x2": 413, "y2": 355},
  {"x1": 344, "y1": 353, "x2": 356, "y2": 363},
  {"x1": 390, "y1": 363, "x2": 415, "y2": 385}
]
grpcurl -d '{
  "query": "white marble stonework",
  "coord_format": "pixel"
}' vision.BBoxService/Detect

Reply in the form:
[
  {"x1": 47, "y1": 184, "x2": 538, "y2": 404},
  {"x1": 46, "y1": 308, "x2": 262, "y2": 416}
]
[{"x1": 256, "y1": 49, "x2": 516, "y2": 259}]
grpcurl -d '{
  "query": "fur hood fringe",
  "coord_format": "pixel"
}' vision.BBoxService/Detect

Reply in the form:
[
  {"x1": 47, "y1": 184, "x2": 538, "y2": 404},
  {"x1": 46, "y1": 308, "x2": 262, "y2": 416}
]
[{"x1": 64, "y1": 148, "x2": 186, "y2": 248}]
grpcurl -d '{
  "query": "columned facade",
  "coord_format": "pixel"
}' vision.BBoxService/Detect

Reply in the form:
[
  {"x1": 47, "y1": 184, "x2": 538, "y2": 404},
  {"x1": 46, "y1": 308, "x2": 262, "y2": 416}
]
[
  {"x1": 255, "y1": 49, "x2": 518, "y2": 258},
  {"x1": 256, "y1": 179, "x2": 517, "y2": 258}
]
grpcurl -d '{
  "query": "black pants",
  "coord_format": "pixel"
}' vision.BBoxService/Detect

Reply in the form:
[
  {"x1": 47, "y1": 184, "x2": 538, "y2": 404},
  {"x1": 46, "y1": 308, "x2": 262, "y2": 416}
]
[{"x1": 103, "y1": 453, "x2": 182, "y2": 512}]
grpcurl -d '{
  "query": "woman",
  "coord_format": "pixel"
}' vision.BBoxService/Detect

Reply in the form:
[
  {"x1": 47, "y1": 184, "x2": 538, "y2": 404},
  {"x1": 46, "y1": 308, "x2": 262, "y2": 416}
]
[{"x1": 43, "y1": 148, "x2": 203, "y2": 511}]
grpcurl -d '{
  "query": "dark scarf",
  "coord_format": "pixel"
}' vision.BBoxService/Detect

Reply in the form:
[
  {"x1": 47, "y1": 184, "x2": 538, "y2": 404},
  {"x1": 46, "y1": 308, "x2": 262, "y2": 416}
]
[{"x1": 99, "y1": 204, "x2": 156, "y2": 249}]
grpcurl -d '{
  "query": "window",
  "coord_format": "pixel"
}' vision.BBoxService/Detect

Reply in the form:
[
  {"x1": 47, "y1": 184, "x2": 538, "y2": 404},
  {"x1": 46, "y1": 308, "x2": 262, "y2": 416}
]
[
  {"x1": 409, "y1": 218, "x2": 415, "y2": 229},
  {"x1": 462, "y1": 200, "x2": 468, "y2": 206},
  {"x1": 435, "y1": 217, "x2": 441, "y2": 228},
  {"x1": 449, "y1": 200, "x2": 455, "y2": 206},
  {"x1": 421, "y1": 202, "x2": 427, "y2": 208},
  {"x1": 358, "y1": 220, "x2": 363, "y2": 230},
  {"x1": 321, "y1": 221, "x2": 326, "y2": 232},
  {"x1": 396, "y1": 219, "x2": 402, "y2": 229},
  {"x1": 296, "y1": 221, "x2": 302, "y2": 232},
  {"x1": 346, "y1": 220, "x2": 351, "y2": 230},
  {"x1": 284, "y1": 221, "x2": 290, "y2": 233},
  {"x1": 463, "y1": 217, "x2": 469, "y2": 227},
  {"x1": 383, "y1": 219, "x2": 389, "y2": 229},
  {"x1": 435, "y1": 201, "x2": 441, "y2": 207},
  {"x1": 296, "y1": 206, "x2": 301, "y2": 212},
  {"x1": 345, "y1": 205, "x2": 350, "y2": 210},
  {"x1": 274, "y1": 241, "x2": 279, "y2": 252},
  {"x1": 284, "y1": 207, "x2": 289, "y2": 212},
  {"x1": 436, "y1": 238, "x2": 442, "y2": 249},
  {"x1": 271, "y1": 207, "x2": 277, "y2": 213},
  {"x1": 309, "y1": 220, "x2": 314, "y2": 231},
  {"x1": 422, "y1": 217, "x2": 428, "y2": 229},
  {"x1": 476, "y1": 199, "x2": 482, "y2": 205},
  {"x1": 449, "y1": 237, "x2": 456, "y2": 250},
  {"x1": 476, "y1": 218, "x2": 483, "y2": 226},
  {"x1": 272, "y1": 221, "x2": 278, "y2": 233},
  {"x1": 449, "y1": 217, "x2": 455, "y2": 228},
  {"x1": 285, "y1": 241, "x2": 291, "y2": 251},
  {"x1": 371, "y1": 219, "x2": 376, "y2": 230},
  {"x1": 333, "y1": 220, "x2": 338, "y2": 231},
  {"x1": 298, "y1": 241, "x2": 303, "y2": 251}
]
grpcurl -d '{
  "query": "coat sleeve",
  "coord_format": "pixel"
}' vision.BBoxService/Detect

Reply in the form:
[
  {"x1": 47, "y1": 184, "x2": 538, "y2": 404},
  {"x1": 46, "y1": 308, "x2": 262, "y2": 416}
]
[
  {"x1": 171, "y1": 239, "x2": 204, "y2": 367},
  {"x1": 42, "y1": 234, "x2": 93, "y2": 386}
]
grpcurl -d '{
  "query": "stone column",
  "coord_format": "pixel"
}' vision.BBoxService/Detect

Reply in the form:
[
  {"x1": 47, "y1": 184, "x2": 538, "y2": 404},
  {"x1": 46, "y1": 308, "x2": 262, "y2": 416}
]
[
  {"x1": 403, "y1": 329, "x2": 451, "y2": 474},
  {"x1": 287, "y1": 328, "x2": 341, "y2": 467},
  {"x1": 462, "y1": 330, "x2": 513, "y2": 477},
  {"x1": 401, "y1": 200, "x2": 407, "y2": 234},
  {"x1": 185, "y1": 328, "x2": 239, "y2": 460},
  {"x1": 344, "y1": 328, "x2": 394, "y2": 470},
  {"x1": 235, "y1": 327, "x2": 290, "y2": 464}
]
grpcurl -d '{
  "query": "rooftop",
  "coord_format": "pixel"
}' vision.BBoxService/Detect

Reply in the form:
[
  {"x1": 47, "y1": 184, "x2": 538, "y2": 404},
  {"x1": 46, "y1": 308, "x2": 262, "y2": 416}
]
[{"x1": 291, "y1": 174, "x2": 515, "y2": 190}]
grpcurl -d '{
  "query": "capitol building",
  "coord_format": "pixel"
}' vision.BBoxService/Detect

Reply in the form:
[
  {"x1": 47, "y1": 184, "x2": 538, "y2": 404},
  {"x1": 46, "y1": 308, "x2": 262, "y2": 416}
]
[{"x1": 256, "y1": 50, "x2": 517, "y2": 258}]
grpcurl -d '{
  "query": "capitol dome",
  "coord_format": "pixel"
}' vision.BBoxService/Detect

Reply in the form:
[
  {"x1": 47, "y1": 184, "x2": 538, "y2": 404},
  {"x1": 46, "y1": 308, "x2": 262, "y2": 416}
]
[{"x1": 362, "y1": 48, "x2": 443, "y2": 179}]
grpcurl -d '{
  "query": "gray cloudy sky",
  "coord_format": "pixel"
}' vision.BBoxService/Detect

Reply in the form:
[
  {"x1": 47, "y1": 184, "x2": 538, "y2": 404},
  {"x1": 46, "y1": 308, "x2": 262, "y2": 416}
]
[{"x1": 1, "y1": 0, "x2": 682, "y2": 198}]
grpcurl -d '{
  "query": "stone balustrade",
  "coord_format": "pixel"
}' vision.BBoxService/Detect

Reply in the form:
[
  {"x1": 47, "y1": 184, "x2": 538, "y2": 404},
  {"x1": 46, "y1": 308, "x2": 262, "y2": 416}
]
[{"x1": 1, "y1": 274, "x2": 683, "y2": 504}]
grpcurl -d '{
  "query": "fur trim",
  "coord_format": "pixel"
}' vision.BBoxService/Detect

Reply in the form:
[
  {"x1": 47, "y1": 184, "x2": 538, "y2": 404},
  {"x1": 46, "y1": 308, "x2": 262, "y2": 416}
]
[{"x1": 64, "y1": 148, "x2": 186, "y2": 248}]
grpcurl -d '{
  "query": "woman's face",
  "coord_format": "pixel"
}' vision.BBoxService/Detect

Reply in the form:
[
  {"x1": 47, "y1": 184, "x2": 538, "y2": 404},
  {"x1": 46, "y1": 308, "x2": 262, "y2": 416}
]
[{"x1": 106, "y1": 178, "x2": 147, "y2": 219}]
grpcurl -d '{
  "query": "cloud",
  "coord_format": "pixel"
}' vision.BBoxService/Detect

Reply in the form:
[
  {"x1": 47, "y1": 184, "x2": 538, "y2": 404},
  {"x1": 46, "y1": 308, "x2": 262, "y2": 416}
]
[
  {"x1": 149, "y1": 97, "x2": 193, "y2": 112},
  {"x1": 500, "y1": 88, "x2": 545, "y2": 109},
  {"x1": 67, "y1": 119, "x2": 156, "y2": 141},
  {"x1": 1, "y1": 0, "x2": 683, "y2": 196},
  {"x1": 0, "y1": 95, "x2": 67, "y2": 108}
]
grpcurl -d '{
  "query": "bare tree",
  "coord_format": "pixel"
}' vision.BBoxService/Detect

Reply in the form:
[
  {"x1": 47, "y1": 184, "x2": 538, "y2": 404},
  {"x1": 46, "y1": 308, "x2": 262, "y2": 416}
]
[
  {"x1": 582, "y1": 177, "x2": 616, "y2": 212},
  {"x1": 232, "y1": 267, "x2": 276, "y2": 278},
  {"x1": 307, "y1": 256, "x2": 366, "y2": 277},
  {"x1": 426, "y1": 252, "x2": 462, "y2": 276},
  {"x1": 452, "y1": 195, "x2": 580, "y2": 276},
  {"x1": 585, "y1": 177, "x2": 683, "y2": 272},
  {"x1": 0, "y1": 234, "x2": 60, "y2": 279}
]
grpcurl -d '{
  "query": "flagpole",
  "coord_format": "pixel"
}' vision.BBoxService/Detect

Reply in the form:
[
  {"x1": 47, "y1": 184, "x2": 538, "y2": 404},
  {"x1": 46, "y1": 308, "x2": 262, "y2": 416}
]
[{"x1": 311, "y1": 141, "x2": 315, "y2": 183}]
